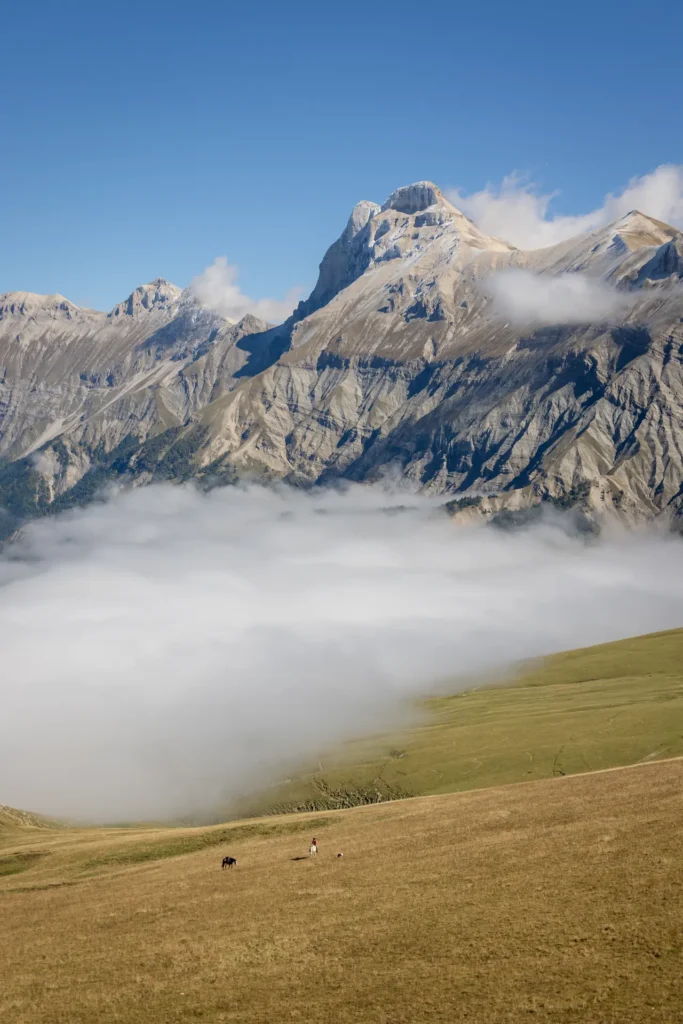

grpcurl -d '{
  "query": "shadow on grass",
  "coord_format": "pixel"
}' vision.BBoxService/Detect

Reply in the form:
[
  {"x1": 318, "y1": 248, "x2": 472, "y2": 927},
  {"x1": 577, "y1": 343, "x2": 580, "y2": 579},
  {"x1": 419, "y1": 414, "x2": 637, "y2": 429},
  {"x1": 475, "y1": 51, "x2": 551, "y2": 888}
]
[{"x1": 0, "y1": 851, "x2": 46, "y2": 877}]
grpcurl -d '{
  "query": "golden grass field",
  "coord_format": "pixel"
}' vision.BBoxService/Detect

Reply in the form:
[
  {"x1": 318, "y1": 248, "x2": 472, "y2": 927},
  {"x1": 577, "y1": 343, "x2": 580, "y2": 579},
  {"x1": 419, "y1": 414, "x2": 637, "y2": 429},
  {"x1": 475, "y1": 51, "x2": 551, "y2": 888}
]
[
  {"x1": 2, "y1": 628, "x2": 683, "y2": 1023},
  {"x1": 1, "y1": 760, "x2": 682, "y2": 1024}
]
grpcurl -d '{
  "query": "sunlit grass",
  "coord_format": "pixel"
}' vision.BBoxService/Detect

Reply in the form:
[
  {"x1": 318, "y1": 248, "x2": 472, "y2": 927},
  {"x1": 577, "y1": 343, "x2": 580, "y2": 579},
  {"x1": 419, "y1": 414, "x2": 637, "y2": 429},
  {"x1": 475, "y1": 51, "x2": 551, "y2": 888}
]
[
  {"x1": 248, "y1": 628, "x2": 683, "y2": 814},
  {"x1": 1, "y1": 761, "x2": 682, "y2": 1023}
]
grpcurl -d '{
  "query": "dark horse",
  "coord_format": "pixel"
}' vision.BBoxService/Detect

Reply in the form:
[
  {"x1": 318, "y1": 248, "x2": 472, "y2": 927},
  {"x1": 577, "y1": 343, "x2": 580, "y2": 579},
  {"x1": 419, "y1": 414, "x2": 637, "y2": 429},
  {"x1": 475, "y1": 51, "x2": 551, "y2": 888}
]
[{"x1": 221, "y1": 856, "x2": 237, "y2": 869}]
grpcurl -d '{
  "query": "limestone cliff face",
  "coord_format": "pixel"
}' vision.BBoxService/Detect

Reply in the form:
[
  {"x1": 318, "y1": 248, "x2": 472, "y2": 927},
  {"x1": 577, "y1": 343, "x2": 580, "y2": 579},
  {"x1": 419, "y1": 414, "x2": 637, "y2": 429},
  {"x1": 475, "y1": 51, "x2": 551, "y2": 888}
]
[
  {"x1": 1, "y1": 182, "x2": 683, "y2": 534},
  {"x1": 0, "y1": 281, "x2": 276, "y2": 456}
]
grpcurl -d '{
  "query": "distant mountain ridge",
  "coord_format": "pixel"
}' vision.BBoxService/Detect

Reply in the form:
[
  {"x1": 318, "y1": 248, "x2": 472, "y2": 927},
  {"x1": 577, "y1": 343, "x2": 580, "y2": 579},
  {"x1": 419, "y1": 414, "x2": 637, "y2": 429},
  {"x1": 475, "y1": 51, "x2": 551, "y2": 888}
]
[{"x1": 1, "y1": 180, "x2": 683, "y2": 536}]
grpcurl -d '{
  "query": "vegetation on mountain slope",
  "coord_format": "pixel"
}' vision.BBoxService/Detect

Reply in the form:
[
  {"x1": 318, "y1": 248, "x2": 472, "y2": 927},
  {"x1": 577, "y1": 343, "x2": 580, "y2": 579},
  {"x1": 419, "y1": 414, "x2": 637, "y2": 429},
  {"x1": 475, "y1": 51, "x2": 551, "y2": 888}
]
[
  {"x1": 0, "y1": 425, "x2": 215, "y2": 539},
  {"x1": 2, "y1": 628, "x2": 682, "y2": 1019},
  {"x1": 240, "y1": 628, "x2": 683, "y2": 815},
  {"x1": 2, "y1": 628, "x2": 681, "y2": 825}
]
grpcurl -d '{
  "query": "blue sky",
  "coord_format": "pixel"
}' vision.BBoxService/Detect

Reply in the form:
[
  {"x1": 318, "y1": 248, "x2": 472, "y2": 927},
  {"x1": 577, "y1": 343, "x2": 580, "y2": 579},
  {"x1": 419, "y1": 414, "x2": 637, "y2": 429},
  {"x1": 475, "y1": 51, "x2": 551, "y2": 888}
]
[{"x1": 2, "y1": 0, "x2": 682, "y2": 311}]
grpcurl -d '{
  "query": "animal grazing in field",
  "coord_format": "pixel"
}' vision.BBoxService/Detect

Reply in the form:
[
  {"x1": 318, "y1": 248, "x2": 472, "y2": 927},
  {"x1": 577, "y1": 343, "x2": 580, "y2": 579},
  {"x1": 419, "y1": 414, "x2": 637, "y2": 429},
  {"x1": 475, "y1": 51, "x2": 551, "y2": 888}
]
[
  {"x1": 221, "y1": 856, "x2": 237, "y2": 869},
  {"x1": 337, "y1": 852, "x2": 343, "y2": 858}
]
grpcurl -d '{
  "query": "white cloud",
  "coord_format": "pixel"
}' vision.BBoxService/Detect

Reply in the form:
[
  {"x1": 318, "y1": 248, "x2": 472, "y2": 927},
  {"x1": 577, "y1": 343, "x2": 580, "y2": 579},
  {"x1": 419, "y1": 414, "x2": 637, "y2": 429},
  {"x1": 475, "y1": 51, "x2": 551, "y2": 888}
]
[
  {"x1": 448, "y1": 165, "x2": 683, "y2": 250},
  {"x1": 2, "y1": 483, "x2": 683, "y2": 822},
  {"x1": 31, "y1": 451, "x2": 58, "y2": 476},
  {"x1": 486, "y1": 269, "x2": 631, "y2": 326},
  {"x1": 190, "y1": 256, "x2": 301, "y2": 324}
]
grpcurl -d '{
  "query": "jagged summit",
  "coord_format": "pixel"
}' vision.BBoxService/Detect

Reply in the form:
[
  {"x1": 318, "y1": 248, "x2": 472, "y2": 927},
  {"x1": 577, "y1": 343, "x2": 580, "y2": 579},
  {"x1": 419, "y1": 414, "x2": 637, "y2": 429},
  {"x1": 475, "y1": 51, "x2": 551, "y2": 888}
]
[
  {"x1": 108, "y1": 278, "x2": 181, "y2": 319},
  {"x1": 381, "y1": 181, "x2": 445, "y2": 214},
  {"x1": 634, "y1": 234, "x2": 683, "y2": 284},
  {"x1": 2, "y1": 176, "x2": 683, "y2": 535},
  {"x1": 294, "y1": 200, "x2": 380, "y2": 318},
  {"x1": 518, "y1": 208, "x2": 682, "y2": 281},
  {"x1": 295, "y1": 180, "x2": 513, "y2": 322},
  {"x1": 606, "y1": 210, "x2": 678, "y2": 250},
  {"x1": 614, "y1": 209, "x2": 677, "y2": 232},
  {"x1": 346, "y1": 199, "x2": 381, "y2": 235}
]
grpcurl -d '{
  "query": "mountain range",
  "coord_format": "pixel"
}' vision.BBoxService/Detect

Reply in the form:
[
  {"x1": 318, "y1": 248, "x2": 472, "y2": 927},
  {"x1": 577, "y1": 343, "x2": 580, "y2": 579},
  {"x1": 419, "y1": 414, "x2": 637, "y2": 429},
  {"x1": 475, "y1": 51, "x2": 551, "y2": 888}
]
[{"x1": 1, "y1": 180, "x2": 683, "y2": 536}]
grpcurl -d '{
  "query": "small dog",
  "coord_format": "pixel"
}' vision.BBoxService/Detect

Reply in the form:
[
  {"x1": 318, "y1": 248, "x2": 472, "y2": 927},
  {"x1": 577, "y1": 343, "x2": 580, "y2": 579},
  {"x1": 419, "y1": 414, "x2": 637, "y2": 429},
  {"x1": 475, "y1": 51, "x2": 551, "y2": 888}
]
[{"x1": 221, "y1": 856, "x2": 237, "y2": 869}]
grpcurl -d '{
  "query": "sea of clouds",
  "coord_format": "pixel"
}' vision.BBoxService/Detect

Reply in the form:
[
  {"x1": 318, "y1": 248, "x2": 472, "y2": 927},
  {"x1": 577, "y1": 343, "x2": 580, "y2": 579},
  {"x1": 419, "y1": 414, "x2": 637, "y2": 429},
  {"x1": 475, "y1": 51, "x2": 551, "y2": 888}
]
[{"x1": 2, "y1": 483, "x2": 683, "y2": 823}]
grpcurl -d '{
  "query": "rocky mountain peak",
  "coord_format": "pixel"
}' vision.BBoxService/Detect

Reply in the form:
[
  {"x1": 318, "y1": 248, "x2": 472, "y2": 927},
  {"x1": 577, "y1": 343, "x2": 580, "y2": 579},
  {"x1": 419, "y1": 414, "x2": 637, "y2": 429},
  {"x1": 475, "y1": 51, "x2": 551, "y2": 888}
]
[
  {"x1": 108, "y1": 278, "x2": 181, "y2": 319},
  {"x1": 606, "y1": 210, "x2": 678, "y2": 251},
  {"x1": 345, "y1": 199, "x2": 381, "y2": 240},
  {"x1": 293, "y1": 200, "x2": 380, "y2": 319},
  {"x1": 0, "y1": 291, "x2": 86, "y2": 321},
  {"x1": 295, "y1": 182, "x2": 513, "y2": 323},
  {"x1": 3, "y1": 177, "x2": 683, "y2": 537},
  {"x1": 380, "y1": 181, "x2": 445, "y2": 215},
  {"x1": 634, "y1": 234, "x2": 683, "y2": 284}
]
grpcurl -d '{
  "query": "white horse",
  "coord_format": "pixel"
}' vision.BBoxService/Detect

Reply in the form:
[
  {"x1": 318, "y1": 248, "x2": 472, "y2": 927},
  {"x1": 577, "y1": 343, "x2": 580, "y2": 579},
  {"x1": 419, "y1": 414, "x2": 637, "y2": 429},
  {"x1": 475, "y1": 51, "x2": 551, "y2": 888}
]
[{"x1": 309, "y1": 843, "x2": 317, "y2": 857}]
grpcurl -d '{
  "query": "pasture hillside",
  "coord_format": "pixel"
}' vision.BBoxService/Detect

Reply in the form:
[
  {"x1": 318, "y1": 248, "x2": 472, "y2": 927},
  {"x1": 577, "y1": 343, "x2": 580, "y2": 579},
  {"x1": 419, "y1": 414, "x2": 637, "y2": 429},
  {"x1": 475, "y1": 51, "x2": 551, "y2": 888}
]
[
  {"x1": 246, "y1": 627, "x2": 683, "y2": 815},
  {"x1": 0, "y1": 805, "x2": 59, "y2": 833},
  {"x1": 1, "y1": 760, "x2": 682, "y2": 1023}
]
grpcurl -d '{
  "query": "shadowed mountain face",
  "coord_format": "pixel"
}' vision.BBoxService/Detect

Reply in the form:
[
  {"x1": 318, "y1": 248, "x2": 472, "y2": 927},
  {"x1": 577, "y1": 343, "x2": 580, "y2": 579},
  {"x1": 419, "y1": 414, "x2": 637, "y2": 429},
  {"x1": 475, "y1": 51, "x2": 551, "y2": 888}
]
[{"x1": 1, "y1": 182, "x2": 683, "y2": 534}]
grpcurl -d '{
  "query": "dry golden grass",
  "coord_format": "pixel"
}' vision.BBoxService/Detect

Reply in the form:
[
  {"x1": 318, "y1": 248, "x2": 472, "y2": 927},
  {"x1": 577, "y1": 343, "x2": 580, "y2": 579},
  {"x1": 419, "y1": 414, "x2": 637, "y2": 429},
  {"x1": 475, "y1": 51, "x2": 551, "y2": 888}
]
[{"x1": 2, "y1": 760, "x2": 682, "y2": 1023}]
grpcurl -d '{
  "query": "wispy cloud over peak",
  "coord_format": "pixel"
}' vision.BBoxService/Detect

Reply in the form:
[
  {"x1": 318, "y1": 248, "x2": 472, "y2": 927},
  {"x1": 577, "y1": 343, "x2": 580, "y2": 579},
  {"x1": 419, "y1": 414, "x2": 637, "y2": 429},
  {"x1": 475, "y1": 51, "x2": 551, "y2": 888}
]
[
  {"x1": 190, "y1": 257, "x2": 302, "y2": 324},
  {"x1": 448, "y1": 165, "x2": 683, "y2": 251}
]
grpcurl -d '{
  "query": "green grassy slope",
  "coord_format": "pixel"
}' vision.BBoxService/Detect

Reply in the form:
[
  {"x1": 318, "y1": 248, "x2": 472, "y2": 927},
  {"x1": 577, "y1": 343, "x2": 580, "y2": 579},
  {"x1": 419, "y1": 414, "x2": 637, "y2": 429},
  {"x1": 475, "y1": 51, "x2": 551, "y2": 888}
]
[
  {"x1": 245, "y1": 628, "x2": 683, "y2": 814},
  {"x1": 3, "y1": 629, "x2": 683, "y2": 827}
]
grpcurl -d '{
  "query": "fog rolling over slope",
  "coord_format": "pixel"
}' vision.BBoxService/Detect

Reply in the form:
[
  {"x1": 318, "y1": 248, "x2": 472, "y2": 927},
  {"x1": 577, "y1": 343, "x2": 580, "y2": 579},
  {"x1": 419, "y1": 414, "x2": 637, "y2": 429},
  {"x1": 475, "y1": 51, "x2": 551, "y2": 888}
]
[{"x1": 2, "y1": 483, "x2": 683, "y2": 822}]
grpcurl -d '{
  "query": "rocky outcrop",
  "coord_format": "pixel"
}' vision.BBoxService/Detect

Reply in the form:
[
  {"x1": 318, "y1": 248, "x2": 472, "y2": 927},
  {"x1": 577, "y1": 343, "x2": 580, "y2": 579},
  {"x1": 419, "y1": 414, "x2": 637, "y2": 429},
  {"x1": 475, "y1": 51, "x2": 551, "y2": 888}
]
[
  {"x1": 634, "y1": 236, "x2": 683, "y2": 284},
  {"x1": 108, "y1": 278, "x2": 182, "y2": 318},
  {"x1": 293, "y1": 200, "x2": 380, "y2": 319},
  {"x1": 1, "y1": 181, "x2": 683, "y2": 535}
]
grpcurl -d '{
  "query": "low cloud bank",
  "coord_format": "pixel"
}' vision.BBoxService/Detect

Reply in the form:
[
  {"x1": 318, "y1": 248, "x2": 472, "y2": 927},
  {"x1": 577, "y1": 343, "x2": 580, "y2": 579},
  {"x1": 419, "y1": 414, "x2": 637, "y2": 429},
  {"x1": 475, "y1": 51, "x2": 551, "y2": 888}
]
[
  {"x1": 449, "y1": 164, "x2": 683, "y2": 249},
  {"x1": 486, "y1": 269, "x2": 631, "y2": 326},
  {"x1": 2, "y1": 484, "x2": 683, "y2": 822},
  {"x1": 189, "y1": 256, "x2": 301, "y2": 324}
]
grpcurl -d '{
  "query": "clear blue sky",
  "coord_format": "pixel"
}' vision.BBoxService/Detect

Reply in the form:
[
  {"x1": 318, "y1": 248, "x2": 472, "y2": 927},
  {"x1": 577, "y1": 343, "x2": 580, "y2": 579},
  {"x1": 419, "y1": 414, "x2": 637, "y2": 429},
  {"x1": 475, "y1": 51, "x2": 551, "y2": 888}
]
[{"x1": 2, "y1": 0, "x2": 682, "y2": 310}]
